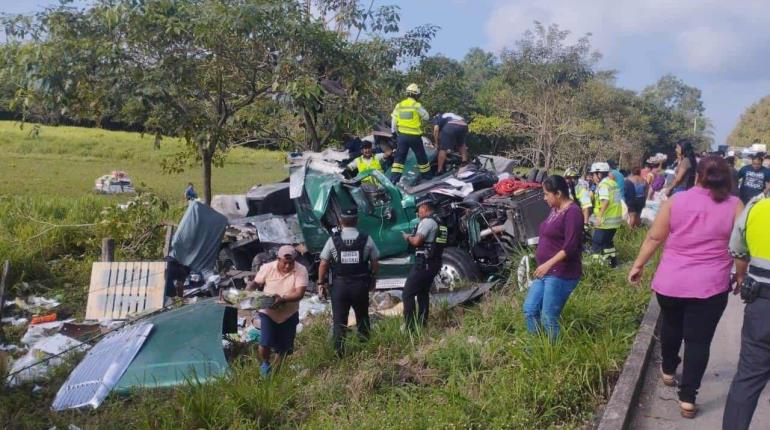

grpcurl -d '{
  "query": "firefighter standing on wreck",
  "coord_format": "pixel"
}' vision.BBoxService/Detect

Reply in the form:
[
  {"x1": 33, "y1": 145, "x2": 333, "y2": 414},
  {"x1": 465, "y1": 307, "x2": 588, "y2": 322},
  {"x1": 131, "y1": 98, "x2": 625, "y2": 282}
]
[
  {"x1": 389, "y1": 83, "x2": 431, "y2": 184},
  {"x1": 402, "y1": 195, "x2": 448, "y2": 330}
]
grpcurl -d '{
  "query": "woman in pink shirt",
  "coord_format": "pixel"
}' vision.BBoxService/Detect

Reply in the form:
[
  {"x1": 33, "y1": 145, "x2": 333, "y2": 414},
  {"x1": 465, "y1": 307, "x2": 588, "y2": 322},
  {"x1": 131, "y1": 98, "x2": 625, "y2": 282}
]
[{"x1": 628, "y1": 156, "x2": 743, "y2": 419}]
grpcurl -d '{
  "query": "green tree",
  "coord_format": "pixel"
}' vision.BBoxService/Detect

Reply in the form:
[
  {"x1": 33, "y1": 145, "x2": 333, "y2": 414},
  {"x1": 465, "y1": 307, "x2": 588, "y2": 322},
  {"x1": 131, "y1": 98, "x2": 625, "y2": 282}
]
[
  {"x1": 727, "y1": 94, "x2": 770, "y2": 147},
  {"x1": 6, "y1": 0, "x2": 348, "y2": 203}
]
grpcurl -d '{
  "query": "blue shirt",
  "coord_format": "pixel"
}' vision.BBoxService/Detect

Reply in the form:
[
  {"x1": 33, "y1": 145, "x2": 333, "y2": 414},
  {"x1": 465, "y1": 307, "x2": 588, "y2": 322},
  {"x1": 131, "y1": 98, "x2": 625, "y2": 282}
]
[
  {"x1": 738, "y1": 166, "x2": 770, "y2": 202},
  {"x1": 611, "y1": 170, "x2": 625, "y2": 201}
]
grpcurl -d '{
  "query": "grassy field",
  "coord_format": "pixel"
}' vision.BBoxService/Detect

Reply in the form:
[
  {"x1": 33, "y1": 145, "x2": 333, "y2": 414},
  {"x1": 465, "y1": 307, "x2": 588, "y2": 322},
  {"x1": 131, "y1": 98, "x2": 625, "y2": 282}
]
[
  {"x1": 0, "y1": 121, "x2": 653, "y2": 429},
  {"x1": 0, "y1": 121, "x2": 287, "y2": 200},
  {"x1": 0, "y1": 229, "x2": 651, "y2": 430}
]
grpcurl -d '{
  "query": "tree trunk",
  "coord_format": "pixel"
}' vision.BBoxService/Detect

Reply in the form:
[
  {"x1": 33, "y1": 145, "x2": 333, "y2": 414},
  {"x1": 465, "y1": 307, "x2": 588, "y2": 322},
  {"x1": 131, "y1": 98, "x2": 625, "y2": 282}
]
[
  {"x1": 303, "y1": 107, "x2": 321, "y2": 152},
  {"x1": 201, "y1": 148, "x2": 213, "y2": 205}
]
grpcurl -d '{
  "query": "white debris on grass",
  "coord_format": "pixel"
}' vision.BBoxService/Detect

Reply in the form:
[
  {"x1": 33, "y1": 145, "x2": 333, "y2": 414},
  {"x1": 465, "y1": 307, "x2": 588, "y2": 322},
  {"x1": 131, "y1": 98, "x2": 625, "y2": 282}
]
[
  {"x1": 7, "y1": 333, "x2": 88, "y2": 386},
  {"x1": 1, "y1": 316, "x2": 29, "y2": 326}
]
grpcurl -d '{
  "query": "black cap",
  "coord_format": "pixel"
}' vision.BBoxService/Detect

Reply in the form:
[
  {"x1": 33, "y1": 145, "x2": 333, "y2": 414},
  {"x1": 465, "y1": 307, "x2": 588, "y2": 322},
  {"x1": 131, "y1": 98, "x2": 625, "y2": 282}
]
[
  {"x1": 415, "y1": 194, "x2": 436, "y2": 209},
  {"x1": 361, "y1": 140, "x2": 373, "y2": 149},
  {"x1": 341, "y1": 207, "x2": 358, "y2": 219}
]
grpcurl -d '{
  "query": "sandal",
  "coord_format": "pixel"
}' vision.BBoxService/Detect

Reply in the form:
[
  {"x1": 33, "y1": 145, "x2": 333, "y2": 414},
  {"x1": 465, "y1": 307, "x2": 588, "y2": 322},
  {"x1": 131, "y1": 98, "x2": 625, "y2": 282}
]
[
  {"x1": 679, "y1": 402, "x2": 697, "y2": 419},
  {"x1": 660, "y1": 367, "x2": 676, "y2": 387}
]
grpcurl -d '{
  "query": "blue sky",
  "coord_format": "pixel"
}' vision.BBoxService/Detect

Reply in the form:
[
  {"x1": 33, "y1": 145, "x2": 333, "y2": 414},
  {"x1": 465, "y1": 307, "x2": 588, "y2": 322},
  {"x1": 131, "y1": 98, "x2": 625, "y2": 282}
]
[{"x1": 3, "y1": 0, "x2": 770, "y2": 145}]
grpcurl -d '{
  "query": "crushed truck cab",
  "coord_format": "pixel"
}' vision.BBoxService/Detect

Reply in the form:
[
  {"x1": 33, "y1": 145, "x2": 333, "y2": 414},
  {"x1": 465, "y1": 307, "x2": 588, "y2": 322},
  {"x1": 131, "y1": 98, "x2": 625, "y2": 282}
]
[{"x1": 215, "y1": 148, "x2": 549, "y2": 291}]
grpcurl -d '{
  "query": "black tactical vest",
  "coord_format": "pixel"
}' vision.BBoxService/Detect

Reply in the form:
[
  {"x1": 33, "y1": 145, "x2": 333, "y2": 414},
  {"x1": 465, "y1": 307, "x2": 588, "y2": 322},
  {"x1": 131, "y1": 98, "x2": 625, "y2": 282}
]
[
  {"x1": 331, "y1": 233, "x2": 370, "y2": 278},
  {"x1": 415, "y1": 214, "x2": 448, "y2": 264}
]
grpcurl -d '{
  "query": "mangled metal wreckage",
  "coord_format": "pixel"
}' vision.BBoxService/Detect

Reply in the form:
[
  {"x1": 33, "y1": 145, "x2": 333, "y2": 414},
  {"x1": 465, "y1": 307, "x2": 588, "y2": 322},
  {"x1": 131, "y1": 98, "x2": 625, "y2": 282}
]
[
  {"x1": 50, "y1": 145, "x2": 549, "y2": 412},
  {"x1": 215, "y1": 147, "x2": 549, "y2": 291}
]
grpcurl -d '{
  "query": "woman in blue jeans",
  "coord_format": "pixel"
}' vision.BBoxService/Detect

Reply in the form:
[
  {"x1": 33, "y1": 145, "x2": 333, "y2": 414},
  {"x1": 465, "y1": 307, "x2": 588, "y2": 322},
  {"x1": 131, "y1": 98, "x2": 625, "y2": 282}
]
[{"x1": 523, "y1": 175, "x2": 584, "y2": 339}]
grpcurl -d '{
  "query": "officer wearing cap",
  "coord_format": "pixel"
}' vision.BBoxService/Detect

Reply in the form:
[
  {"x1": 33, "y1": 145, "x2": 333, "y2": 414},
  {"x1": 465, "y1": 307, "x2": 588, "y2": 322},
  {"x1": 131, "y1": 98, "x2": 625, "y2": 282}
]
[
  {"x1": 317, "y1": 207, "x2": 380, "y2": 355},
  {"x1": 722, "y1": 192, "x2": 770, "y2": 430},
  {"x1": 402, "y1": 195, "x2": 448, "y2": 330}
]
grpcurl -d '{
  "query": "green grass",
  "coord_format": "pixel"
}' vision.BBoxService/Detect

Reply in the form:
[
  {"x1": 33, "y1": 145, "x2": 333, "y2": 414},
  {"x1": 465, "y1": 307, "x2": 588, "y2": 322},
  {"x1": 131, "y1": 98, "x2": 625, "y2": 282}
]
[
  {"x1": 0, "y1": 120, "x2": 287, "y2": 201},
  {"x1": 0, "y1": 121, "x2": 655, "y2": 428},
  {"x1": 1, "y1": 229, "x2": 652, "y2": 430}
]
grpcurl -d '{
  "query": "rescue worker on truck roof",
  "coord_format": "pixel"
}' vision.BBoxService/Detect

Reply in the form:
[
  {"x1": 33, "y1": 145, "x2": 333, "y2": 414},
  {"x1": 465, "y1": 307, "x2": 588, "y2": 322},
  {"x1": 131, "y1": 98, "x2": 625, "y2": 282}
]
[
  {"x1": 401, "y1": 195, "x2": 448, "y2": 330},
  {"x1": 432, "y1": 112, "x2": 469, "y2": 175},
  {"x1": 345, "y1": 140, "x2": 386, "y2": 185},
  {"x1": 317, "y1": 207, "x2": 380, "y2": 356},
  {"x1": 390, "y1": 83, "x2": 431, "y2": 184}
]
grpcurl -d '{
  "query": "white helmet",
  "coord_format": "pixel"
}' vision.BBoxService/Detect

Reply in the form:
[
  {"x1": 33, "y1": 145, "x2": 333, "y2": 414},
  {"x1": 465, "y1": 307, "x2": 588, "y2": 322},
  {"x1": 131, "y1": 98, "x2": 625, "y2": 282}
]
[{"x1": 589, "y1": 162, "x2": 611, "y2": 173}]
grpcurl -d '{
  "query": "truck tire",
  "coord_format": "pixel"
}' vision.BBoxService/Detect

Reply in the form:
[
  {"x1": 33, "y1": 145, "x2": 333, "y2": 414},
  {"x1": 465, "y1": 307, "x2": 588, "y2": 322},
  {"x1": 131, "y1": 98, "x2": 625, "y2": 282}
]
[
  {"x1": 433, "y1": 247, "x2": 482, "y2": 291},
  {"x1": 535, "y1": 169, "x2": 548, "y2": 183},
  {"x1": 526, "y1": 168, "x2": 539, "y2": 182}
]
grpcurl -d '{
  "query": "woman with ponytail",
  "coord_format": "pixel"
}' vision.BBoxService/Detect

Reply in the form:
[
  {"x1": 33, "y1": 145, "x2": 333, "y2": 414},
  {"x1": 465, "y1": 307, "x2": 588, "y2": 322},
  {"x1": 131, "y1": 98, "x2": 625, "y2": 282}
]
[{"x1": 628, "y1": 156, "x2": 743, "y2": 419}]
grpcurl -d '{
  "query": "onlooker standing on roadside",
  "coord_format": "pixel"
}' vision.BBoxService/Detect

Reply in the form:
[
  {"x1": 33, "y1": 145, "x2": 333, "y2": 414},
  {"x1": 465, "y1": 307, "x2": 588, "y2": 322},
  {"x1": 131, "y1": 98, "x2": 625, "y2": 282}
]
[
  {"x1": 246, "y1": 245, "x2": 308, "y2": 376},
  {"x1": 664, "y1": 140, "x2": 698, "y2": 197},
  {"x1": 722, "y1": 192, "x2": 770, "y2": 430},
  {"x1": 625, "y1": 166, "x2": 648, "y2": 228},
  {"x1": 522, "y1": 176, "x2": 584, "y2": 340},
  {"x1": 725, "y1": 154, "x2": 740, "y2": 197},
  {"x1": 628, "y1": 156, "x2": 743, "y2": 419},
  {"x1": 737, "y1": 153, "x2": 770, "y2": 204}
]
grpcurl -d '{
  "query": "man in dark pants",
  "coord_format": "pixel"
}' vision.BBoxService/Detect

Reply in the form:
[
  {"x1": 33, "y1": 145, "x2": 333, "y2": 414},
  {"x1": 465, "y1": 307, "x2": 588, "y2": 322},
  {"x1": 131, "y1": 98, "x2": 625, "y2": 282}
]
[
  {"x1": 390, "y1": 83, "x2": 431, "y2": 184},
  {"x1": 317, "y1": 208, "x2": 379, "y2": 355},
  {"x1": 723, "y1": 194, "x2": 770, "y2": 430},
  {"x1": 432, "y1": 112, "x2": 469, "y2": 175},
  {"x1": 402, "y1": 196, "x2": 448, "y2": 330}
]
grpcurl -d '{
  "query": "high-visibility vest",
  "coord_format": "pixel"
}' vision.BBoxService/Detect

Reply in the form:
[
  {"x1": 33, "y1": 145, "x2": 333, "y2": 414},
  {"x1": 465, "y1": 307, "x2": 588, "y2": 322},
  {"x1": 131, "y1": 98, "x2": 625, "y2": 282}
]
[
  {"x1": 746, "y1": 197, "x2": 770, "y2": 280},
  {"x1": 593, "y1": 177, "x2": 622, "y2": 229},
  {"x1": 392, "y1": 98, "x2": 424, "y2": 136},
  {"x1": 356, "y1": 156, "x2": 383, "y2": 184},
  {"x1": 575, "y1": 184, "x2": 592, "y2": 209}
]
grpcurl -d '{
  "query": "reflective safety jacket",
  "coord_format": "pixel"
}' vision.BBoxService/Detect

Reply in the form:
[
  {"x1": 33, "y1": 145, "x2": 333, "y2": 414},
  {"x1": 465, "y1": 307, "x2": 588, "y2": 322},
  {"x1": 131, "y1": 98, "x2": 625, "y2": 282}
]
[
  {"x1": 730, "y1": 195, "x2": 770, "y2": 283},
  {"x1": 356, "y1": 155, "x2": 383, "y2": 184},
  {"x1": 593, "y1": 177, "x2": 622, "y2": 229},
  {"x1": 575, "y1": 183, "x2": 592, "y2": 210},
  {"x1": 391, "y1": 97, "x2": 429, "y2": 136}
]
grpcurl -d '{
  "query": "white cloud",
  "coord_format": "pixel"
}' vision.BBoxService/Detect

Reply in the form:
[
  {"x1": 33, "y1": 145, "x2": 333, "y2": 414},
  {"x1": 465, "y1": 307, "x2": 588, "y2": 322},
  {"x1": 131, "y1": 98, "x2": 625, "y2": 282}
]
[{"x1": 483, "y1": 0, "x2": 770, "y2": 80}]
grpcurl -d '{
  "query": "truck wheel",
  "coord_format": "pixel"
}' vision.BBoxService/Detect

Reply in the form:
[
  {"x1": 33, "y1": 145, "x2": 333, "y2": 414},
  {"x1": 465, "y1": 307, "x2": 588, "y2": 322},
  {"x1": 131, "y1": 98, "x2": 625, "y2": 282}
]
[
  {"x1": 433, "y1": 247, "x2": 482, "y2": 291},
  {"x1": 535, "y1": 169, "x2": 548, "y2": 183},
  {"x1": 526, "y1": 168, "x2": 539, "y2": 182}
]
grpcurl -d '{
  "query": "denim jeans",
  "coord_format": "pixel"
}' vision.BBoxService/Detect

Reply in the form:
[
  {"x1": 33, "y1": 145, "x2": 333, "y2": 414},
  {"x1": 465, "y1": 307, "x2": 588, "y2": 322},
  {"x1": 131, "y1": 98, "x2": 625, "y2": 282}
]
[{"x1": 523, "y1": 275, "x2": 580, "y2": 339}]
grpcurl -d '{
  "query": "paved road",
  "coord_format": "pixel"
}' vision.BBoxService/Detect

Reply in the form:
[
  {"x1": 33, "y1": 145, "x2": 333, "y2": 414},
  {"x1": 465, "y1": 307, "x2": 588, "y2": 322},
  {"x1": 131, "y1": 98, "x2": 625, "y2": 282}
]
[{"x1": 629, "y1": 294, "x2": 770, "y2": 430}]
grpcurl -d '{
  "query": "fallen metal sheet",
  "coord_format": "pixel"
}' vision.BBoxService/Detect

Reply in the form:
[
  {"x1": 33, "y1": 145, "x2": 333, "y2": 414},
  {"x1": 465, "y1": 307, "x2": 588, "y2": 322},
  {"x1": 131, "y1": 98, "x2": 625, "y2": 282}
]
[
  {"x1": 52, "y1": 322, "x2": 153, "y2": 411},
  {"x1": 85, "y1": 262, "x2": 166, "y2": 321},
  {"x1": 114, "y1": 299, "x2": 230, "y2": 392},
  {"x1": 255, "y1": 216, "x2": 301, "y2": 244}
]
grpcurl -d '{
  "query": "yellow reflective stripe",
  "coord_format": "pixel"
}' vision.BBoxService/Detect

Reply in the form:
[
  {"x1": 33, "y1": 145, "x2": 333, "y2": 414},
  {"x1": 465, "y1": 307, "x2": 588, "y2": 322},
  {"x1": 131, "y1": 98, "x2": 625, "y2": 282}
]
[
  {"x1": 747, "y1": 198, "x2": 770, "y2": 261},
  {"x1": 418, "y1": 163, "x2": 431, "y2": 173},
  {"x1": 391, "y1": 163, "x2": 404, "y2": 173}
]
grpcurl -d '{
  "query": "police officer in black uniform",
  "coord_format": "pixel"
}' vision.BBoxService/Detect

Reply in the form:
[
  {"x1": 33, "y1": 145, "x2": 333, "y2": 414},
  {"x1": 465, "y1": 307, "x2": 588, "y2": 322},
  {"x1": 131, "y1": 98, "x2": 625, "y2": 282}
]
[
  {"x1": 402, "y1": 195, "x2": 448, "y2": 330},
  {"x1": 317, "y1": 207, "x2": 380, "y2": 355}
]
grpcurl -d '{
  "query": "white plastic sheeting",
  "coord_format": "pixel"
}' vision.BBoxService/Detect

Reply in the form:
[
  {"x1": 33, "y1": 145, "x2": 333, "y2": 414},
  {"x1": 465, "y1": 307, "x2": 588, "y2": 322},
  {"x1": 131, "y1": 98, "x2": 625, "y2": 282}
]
[{"x1": 52, "y1": 322, "x2": 153, "y2": 411}]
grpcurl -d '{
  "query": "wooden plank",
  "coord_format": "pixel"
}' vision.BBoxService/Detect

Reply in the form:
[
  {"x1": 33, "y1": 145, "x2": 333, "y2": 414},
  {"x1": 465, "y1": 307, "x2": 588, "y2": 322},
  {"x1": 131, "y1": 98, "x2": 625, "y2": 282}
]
[
  {"x1": 162, "y1": 225, "x2": 175, "y2": 257},
  {"x1": 86, "y1": 261, "x2": 167, "y2": 320},
  {"x1": 101, "y1": 238, "x2": 115, "y2": 262},
  {"x1": 0, "y1": 260, "x2": 10, "y2": 326}
]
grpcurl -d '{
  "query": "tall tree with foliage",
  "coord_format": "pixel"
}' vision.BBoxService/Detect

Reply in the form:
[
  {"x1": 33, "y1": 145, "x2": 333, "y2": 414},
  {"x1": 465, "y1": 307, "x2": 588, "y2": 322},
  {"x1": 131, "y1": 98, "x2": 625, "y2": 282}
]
[
  {"x1": 728, "y1": 94, "x2": 770, "y2": 147},
  {"x1": 6, "y1": 0, "x2": 322, "y2": 203}
]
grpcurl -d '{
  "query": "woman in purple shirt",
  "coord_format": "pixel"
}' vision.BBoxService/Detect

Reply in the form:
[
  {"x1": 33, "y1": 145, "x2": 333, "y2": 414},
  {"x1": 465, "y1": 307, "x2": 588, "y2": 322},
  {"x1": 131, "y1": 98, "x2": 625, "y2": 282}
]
[{"x1": 522, "y1": 175, "x2": 585, "y2": 340}]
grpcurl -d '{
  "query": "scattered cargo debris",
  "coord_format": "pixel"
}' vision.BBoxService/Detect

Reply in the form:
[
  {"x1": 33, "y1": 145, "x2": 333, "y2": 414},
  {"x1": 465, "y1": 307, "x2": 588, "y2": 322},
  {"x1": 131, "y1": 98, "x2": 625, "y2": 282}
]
[
  {"x1": 85, "y1": 262, "x2": 166, "y2": 321},
  {"x1": 94, "y1": 171, "x2": 135, "y2": 194}
]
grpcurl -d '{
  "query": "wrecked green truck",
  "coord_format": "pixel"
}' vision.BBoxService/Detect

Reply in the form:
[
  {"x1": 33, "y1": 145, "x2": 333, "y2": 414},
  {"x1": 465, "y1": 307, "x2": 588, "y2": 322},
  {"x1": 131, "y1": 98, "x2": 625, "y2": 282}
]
[{"x1": 213, "y1": 145, "x2": 550, "y2": 291}]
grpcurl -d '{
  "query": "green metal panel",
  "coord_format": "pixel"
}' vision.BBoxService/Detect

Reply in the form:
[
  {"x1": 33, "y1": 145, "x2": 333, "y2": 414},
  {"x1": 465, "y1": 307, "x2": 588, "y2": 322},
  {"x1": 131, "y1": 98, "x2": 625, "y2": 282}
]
[{"x1": 114, "y1": 299, "x2": 228, "y2": 392}]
